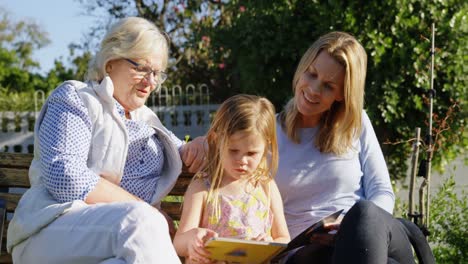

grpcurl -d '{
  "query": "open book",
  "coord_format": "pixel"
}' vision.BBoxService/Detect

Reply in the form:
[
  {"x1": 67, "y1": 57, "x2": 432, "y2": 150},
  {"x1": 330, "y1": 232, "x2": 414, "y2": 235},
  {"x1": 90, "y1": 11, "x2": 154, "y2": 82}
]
[
  {"x1": 204, "y1": 209, "x2": 344, "y2": 264},
  {"x1": 205, "y1": 237, "x2": 287, "y2": 264}
]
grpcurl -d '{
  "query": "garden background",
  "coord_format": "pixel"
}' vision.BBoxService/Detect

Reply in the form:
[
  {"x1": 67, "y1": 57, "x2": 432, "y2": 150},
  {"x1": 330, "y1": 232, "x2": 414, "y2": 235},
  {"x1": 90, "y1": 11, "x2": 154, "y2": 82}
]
[{"x1": 0, "y1": 0, "x2": 466, "y2": 262}]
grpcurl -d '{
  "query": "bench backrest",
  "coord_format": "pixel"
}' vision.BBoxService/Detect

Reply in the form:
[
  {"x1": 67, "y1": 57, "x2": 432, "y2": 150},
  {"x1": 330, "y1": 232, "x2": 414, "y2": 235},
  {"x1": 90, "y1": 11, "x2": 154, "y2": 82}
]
[{"x1": 0, "y1": 152, "x2": 192, "y2": 263}]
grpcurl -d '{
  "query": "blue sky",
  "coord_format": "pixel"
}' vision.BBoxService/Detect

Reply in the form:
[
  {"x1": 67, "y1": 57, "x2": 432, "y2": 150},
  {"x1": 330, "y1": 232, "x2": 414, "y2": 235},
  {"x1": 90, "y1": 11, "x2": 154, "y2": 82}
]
[{"x1": 0, "y1": 0, "x2": 96, "y2": 74}]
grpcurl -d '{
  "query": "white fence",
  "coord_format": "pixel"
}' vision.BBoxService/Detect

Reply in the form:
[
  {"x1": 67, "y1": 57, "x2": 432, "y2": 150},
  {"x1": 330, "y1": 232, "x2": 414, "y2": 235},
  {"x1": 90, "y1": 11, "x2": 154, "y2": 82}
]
[{"x1": 0, "y1": 84, "x2": 219, "y2": 153}]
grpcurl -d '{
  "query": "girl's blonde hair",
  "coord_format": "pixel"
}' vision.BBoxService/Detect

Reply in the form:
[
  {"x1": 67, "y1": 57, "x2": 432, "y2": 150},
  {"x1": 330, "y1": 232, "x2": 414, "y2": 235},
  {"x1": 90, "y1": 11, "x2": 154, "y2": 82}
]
[
  {"x1": 279, "y1": 31, "x2": 367, "y2": 155},
  {"x1": 86, "y1": 17, "x2": 169, "y2": 82},
  {"x1": 198, "y1": 94, "x2": 278, "y2": 219}
]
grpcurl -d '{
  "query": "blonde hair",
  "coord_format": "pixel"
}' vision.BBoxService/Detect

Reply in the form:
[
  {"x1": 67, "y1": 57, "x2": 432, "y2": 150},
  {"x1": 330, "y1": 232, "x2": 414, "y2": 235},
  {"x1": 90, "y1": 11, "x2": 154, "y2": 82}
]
[
  {"x1": 279, "y1": 31, "x2": 367, "y2": 155},
  {"x1": 198, "y1": 94, "x2": 278, "y2": 219},
  {"x1": 86, "y1": 17, "x2": 169, "y2": 81}
]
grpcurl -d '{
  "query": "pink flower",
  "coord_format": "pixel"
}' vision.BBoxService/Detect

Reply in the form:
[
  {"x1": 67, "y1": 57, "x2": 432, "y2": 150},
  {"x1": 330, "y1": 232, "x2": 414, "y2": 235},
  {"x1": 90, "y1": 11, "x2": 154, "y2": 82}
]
[
  {"x1": 202, "y1": 36, "x2": 211, "y2": 42},
  {"x1": 218, "y1": 63, "x2": 225, "y2": 69},
  {"x1": 239, "y1": 6, "x2": 246, "y2": 12}
]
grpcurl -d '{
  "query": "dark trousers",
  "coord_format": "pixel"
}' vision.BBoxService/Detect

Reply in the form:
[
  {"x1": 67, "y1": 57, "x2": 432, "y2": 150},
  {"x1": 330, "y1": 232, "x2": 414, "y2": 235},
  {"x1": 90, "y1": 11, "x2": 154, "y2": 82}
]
[{"x1": 288, "y1": 200, "x2": 415, "y2": 264}]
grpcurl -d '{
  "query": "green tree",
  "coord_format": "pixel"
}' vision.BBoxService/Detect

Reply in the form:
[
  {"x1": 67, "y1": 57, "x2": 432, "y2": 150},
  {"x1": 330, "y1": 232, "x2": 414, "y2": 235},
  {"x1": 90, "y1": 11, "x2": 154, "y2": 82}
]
[
  {"x1": 76, "y1": 0, "x2": 222, "y2": 88},
  {"x1": 193, "y1": 0, "x2": 467, "y2": 178},
  {"x1": 75, "y1": 0, "x2": 466, "y2": 178},
  {"x1": 45, "y1": 47, "x2": 93, "y2": 89},
  {"x1": 0, "y1": 7, "x2": 89, "y2": 110},
  {"x1": 0, "y1": 7, "x2": 54, "y2": 111},
  {"x1": 0, "y1": 7, "x2": 51, "y2": 93}
]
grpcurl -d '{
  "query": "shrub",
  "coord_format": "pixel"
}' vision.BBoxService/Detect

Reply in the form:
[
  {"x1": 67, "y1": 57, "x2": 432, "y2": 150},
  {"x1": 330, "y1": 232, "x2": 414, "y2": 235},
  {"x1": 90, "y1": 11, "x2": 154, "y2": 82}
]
[{"x1": 395, "y1": 175, "x2": 467, "y2": 263}]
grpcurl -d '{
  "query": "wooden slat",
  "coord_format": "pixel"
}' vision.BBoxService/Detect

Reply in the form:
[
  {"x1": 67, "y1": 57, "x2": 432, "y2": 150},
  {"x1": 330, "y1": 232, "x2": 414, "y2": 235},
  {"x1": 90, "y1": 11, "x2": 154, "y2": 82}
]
[
  {"x1": 161, "y1": 201, "x2": 183, "y2": 221},
  {"x1": 0, "y1": 193, "x2": 21, "y2": 213},
  {"x1": 0, "y1": 151, "x2": 194, "y2": 263},
  {"x1": 0, "y1": 190, "x2": 187, "y2": 216},
  {"x1": 0, "y1": 219, "x2": 10, "y2": 263},
  {"x1": 168, "y1": 177, "x2": 192, "y2": 196},
  {"x1": 0, "y1": 153, "x2": 33, "y2": 168},
  {"x1": 1, "y1": 219, "x2": 8, "y2": 251},
  {"x1": 0, "y1": 254, "x2": 12, "y2": 263},
  {"x1": 1, "y1": 218, "x2": 7, "y2": 237},
  {"x1": 0, "y1": 168, "x2": 30, "y2": 188}
]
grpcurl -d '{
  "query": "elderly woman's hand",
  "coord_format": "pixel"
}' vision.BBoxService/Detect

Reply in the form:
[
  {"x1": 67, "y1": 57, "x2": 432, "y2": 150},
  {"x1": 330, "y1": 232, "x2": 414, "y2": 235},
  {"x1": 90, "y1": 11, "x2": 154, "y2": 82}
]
[
  {"x1": 181, "y1": 136, "x2": 207, "y2": 173},
  {"x1": 99, "y1": 171, "x2": 121, "y2": 185}
]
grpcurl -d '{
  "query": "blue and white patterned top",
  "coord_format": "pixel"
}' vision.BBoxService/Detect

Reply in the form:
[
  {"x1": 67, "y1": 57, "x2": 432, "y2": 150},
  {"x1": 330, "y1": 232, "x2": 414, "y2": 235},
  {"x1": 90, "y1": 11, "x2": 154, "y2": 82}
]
[{"x1": 39, "y1": 85, "x2": 183, "y2": 203}]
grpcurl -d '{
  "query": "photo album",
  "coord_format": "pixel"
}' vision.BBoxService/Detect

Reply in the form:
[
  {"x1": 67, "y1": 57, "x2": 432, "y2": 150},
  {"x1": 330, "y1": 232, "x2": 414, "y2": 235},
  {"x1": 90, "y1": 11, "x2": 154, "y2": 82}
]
[{"x1": 204, "y1": 209, "x2": 344, "y2": 264}]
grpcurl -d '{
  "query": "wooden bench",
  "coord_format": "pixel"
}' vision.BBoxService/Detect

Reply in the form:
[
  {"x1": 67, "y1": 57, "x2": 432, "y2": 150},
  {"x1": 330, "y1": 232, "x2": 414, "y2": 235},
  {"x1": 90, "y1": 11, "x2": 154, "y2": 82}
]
[
  {"x1": 0, "y1": 153, "x2": 436, "y2": 264},
  {"x1": 0, "y1": 152, "x2": 193, "y2": 263}
]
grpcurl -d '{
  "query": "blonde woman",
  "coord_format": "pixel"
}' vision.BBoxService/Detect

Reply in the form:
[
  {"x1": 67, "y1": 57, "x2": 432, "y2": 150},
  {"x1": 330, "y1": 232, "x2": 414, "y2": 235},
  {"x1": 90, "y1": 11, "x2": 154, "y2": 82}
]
[
  {"x1": 7, "y1": 17, "x2": 204, "y2": 263},
  {"x1": 276, "y1": 32, "x2": 418, "y2": 263},
  {"x1": 174, "y1": 94, "x2": 290, "y2": 263}
]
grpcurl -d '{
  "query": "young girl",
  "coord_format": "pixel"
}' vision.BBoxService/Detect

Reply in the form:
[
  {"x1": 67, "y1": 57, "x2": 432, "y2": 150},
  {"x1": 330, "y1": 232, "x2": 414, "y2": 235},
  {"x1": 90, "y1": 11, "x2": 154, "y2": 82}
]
[{"x1": 174, "y1": 94, "x2": 290, "y2": 263}]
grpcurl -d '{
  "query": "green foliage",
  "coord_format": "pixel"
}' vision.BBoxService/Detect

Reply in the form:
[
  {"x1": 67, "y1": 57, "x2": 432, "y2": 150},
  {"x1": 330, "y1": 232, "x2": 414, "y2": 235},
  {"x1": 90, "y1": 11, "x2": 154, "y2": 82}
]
[
  {"x1": 0, "y1": 8, "x2": 50, "y2": 93},
  {"x1": 191, "y1": 0, "x2": 467, "y2": 179},
  {"x1": 428, "y1": 176, "x2": 467, "y2": 263},
  {"x1": 1, "y1": 1, "x2": 466, "y2": 182},
  {"x1": 394, "y1": 176, "x2": 467, "y2": 263},
  {"x1": 0, "y1": 87, "x2": 37, "y2": 112},
  {"x1": 75, "y1": 0, "x2": 220, "y2": 88},
  {"x1": 0, "y1": 7, "x2": 86, "y2": 95},
  {"x1": 0, "y1": 6, "x2": 92, "y2": 110}
]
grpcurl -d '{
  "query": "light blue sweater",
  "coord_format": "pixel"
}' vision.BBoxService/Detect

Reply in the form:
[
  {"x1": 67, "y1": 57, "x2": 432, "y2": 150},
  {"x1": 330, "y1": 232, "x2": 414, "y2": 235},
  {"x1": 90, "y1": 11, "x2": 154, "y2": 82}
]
[{"x1": 275, "y1": 111, "x2": 395, "y2": 238}]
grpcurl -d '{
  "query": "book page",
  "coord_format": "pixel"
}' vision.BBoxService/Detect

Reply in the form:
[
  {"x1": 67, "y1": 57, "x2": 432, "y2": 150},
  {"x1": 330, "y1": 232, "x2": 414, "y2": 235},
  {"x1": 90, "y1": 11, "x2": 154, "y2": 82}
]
[{"x1": 205, "y1": 237, "x2": 287, "y2": 264}]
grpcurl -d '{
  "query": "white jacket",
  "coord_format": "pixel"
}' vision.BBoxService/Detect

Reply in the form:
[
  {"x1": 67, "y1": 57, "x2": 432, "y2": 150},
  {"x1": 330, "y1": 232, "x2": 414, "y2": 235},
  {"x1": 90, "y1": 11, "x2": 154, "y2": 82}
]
[{"x1": 7, "y1": 77, "x2": 182, "y2": 252}]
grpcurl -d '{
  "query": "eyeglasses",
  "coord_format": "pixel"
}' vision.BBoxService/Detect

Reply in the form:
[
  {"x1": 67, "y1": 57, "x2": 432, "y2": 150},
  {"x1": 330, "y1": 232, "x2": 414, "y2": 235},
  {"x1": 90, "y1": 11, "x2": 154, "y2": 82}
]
[{"x1": 124, "y1": 58, "x2": 168, "y2": 86}]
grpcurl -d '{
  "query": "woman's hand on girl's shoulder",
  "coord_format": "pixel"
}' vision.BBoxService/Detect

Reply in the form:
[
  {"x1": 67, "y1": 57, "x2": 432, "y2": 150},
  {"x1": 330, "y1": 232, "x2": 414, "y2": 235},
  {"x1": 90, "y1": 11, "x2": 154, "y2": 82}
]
[{"x1": 181, "y1": 136, "x2": 207, "y2": 173}]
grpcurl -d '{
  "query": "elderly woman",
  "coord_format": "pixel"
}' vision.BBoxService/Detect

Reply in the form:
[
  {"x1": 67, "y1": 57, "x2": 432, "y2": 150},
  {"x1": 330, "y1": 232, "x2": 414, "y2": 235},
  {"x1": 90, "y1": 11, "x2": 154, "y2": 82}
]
[{"x1": 7, "y1": 17, "x2": 204, "y2": 263}]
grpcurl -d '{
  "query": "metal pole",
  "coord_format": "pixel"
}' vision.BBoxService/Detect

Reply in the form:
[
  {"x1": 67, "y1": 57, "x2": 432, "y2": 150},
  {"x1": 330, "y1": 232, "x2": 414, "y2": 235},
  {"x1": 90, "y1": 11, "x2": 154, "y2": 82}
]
[
  {"x1": 419, "y1": 179, "x2": 427, "y2": 226},
  {"x1": 425, "y1": 23, "x2": 436, "y2": 228},
  {"x1": 408, "y1": 127, "x2": 421, "y2": 224}
]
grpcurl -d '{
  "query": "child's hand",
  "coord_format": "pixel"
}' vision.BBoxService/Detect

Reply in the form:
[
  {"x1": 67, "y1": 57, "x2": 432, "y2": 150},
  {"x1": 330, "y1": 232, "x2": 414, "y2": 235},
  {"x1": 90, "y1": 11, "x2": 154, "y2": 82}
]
[
  {"x1": 252, "y1": 233, "x2": 273, "y2": 242},
  {"x1": 186, "y1": 228, "x2": 217, "y2": 263}
]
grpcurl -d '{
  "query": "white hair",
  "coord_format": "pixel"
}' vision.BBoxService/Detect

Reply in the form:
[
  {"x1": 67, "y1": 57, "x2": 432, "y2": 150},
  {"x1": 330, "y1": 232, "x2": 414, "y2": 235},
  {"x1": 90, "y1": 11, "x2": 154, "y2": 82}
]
[{"x1": 86, "y1": 17, "x2": 169, "y2": 81}]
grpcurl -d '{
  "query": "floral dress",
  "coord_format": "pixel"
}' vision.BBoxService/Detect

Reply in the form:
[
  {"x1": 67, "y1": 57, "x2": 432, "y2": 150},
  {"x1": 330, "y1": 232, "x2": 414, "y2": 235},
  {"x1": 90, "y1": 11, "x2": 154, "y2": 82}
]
[{"x1": 201, "y1": 178, "x2": 273, "y2": 239}]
